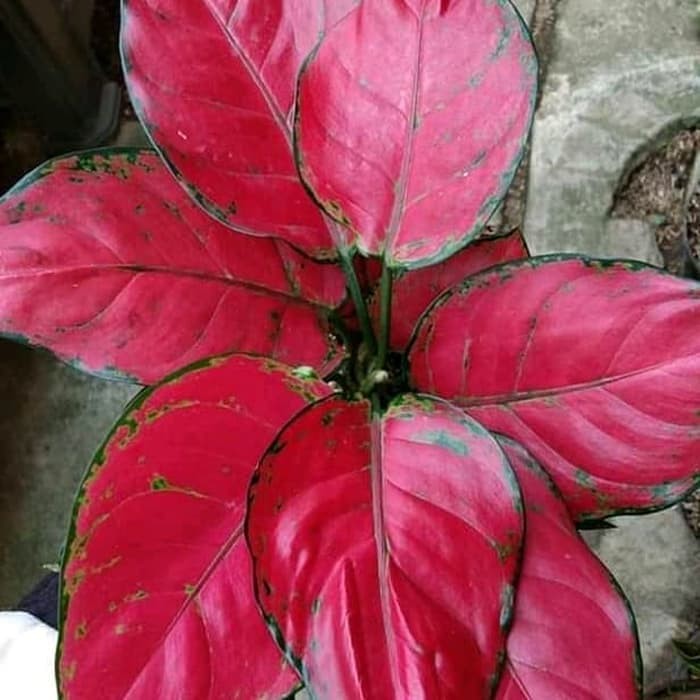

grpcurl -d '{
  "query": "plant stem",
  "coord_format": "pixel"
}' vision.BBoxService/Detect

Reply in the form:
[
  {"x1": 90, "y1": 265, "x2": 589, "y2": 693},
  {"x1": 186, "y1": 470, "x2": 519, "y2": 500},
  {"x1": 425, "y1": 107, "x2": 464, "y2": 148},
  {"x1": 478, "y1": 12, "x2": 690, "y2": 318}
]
[
  {"x1": 339, "y1": 247, "x2": 377, "y2": 356},
  {"x1": 377, "y1": 261, "x2": 393, "y2": 370}
]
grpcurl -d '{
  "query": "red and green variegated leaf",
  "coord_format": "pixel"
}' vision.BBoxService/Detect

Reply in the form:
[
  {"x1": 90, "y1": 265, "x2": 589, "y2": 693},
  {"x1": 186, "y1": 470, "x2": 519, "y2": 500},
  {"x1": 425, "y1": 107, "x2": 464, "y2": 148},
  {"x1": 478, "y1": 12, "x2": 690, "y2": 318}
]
[
  {"x1": 496, "y1": 437, "x2": 642, "y2": 700},
  {"x1": 121, "y1": 0, "x2": 335, "y2": 258},
  {"x1": 0, "y1": 149, "x2": 345, "y2": 383},
  {"x1": 59, "y1": 354, "x2": 332, "y2": 698},
  {"x1": 409, "y1": 255, "x2": 700, "y2": 521},
  {"x1": 247, "y1": 394, "x2": 523, "y2": 698},
  {"x1": 370, "y1": 229, "x2": 529, "y2": 350},
  {"x1": 294, "y1": 0, "x2": 537, "y2": 268}
]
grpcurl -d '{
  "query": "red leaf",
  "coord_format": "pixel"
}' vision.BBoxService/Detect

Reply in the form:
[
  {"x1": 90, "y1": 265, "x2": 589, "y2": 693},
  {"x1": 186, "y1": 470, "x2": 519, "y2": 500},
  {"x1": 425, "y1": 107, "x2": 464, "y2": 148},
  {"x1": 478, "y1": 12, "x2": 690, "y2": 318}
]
[
  {"x1": 295, "y1": 0, "x2": 537, "y2": 268},
  {"x1": 0, "y1": 149, "x2": 345, "y2": 383},
  {"x1": 122, "y1": 0, "x2": 335, "y2": 258},
  {"x1": 496, "y1": 438, "x2": 641, "y2": 699},
  {"x1": 248, "y1": 395, "x2": 523, "y2": 698},
  {"x1": 409, "y1": 256, "x2": 700, "y2": 520},
  {"x1": 371, "y1": 229, "x2": 529, "y2": 350},
  {"x1": 324, "y1": 0, "x2": 360, "y2": 28},
  {"x1": 59, "y1": 354, "x2": 332, "y2": 698}
]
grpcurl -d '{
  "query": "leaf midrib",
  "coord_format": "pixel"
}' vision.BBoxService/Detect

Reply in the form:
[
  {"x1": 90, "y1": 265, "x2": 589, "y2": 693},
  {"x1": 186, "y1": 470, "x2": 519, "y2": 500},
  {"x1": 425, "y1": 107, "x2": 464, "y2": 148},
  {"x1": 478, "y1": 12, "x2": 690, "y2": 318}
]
[
  {"x1": 123, "y1": 521, "x2": 246, "y2": 700},
  {"x1": 457, "y1": 355, "x2": 695, "y2": 408},
  {"x1": 203, "y1": 0, "x2": 291, "y2": 146},
  {"x1": 0, "y1": 263, "x2": 329, "y2": 308},
  {"x1": 370, "y1": 418, "x2": 402, "y2": 692},
  {"x1": 386, "y1": 1, "x2": 426, "y2": 250}
]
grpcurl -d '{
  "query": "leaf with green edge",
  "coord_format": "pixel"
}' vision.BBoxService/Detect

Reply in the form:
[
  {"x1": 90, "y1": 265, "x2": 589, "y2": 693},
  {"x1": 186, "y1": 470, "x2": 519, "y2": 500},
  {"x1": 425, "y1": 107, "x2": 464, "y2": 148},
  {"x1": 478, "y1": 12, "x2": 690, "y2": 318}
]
[
  {"x1": 58, "y1": 353, "x2": 333, "y2": 698},
  {"x1": 247, "y1": 394, "x2": 523, "y2": 699},
  {"x1": 0, "y1": 149, "x2": 345, "y2": 384},
  {"x1": 294, "y1": 0, "x2": 537, "y2": 268},
  {"x1": 369, "y1": 229, "x2": 529, "y2": 350},
  {"x1": 121, "y1": 0, "x2": 340, "y2": 259},
  {"x1": 409, "y1": 255, "x2": 700, "y2": 521},
  {"x1": 495, "y1": 437, "x2": 642, "y2": 700}
]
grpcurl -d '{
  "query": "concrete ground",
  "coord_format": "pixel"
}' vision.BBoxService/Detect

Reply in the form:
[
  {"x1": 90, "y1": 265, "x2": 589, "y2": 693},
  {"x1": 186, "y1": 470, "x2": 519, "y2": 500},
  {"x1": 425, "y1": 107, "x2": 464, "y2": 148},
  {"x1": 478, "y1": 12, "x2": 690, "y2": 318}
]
[{"x1": 0, "y1": 0, "x2": 699, "y2": 694}]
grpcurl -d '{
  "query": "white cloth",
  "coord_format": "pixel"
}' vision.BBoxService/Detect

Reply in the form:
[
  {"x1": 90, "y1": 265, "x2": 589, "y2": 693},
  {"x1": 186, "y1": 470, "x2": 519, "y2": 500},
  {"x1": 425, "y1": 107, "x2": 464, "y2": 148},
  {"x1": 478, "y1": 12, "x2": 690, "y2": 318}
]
[{"x1": 0, "y1": 612, "x2": 57, "y2": 699}]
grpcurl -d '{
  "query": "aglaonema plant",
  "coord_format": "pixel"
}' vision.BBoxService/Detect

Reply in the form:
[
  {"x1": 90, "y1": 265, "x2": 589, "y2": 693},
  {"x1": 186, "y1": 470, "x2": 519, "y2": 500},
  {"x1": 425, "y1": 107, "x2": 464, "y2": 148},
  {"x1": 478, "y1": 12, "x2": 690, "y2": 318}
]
[{"x1": 0, "y1": 0, "x2": 698, "y2": 697}]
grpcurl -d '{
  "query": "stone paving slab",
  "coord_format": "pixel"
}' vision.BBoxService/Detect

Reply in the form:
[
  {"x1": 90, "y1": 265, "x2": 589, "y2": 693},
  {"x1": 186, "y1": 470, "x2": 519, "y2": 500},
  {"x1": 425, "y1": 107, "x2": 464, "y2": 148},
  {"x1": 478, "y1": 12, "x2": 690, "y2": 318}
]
[{"x1": 524, "y1": 0, "x2": 700, "y2": 257}]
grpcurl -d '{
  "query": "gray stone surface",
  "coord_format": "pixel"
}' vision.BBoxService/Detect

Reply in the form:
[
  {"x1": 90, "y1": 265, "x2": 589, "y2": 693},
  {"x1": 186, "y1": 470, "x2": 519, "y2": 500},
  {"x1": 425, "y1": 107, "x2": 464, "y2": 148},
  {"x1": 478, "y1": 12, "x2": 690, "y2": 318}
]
[
  {"x1": 0, "y1": 342, "x2": 137, "y2": 606},
  {"x1": 592, "y1": 508, "x2": 700, "y2": 694},
  {"x1": 512, "y1": 0, "x2": 536, "y2": 23},
  {"x1": 524, "y1": 0, "x2": 700, "y2": 257},
  {"x1": 112, "y1": 119, "x2": 149, "y2": 148},
  {"x1": 600, "y1": 218, "x2": 665, "y2": 267}
]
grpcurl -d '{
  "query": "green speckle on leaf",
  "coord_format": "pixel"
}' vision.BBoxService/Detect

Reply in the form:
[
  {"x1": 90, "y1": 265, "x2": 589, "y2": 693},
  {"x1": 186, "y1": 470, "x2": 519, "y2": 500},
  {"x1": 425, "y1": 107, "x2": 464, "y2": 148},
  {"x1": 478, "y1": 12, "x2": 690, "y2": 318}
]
[
  {"x1": 150, "y1": 475, "x2": 169, "y2": 491},
  {"x1": 6, "y1": 200, "x2": 26, "y2": 223},
  {"x1": 415, "y1": 429, "x2": 469, "y2": 456},
  {"x1": 493, "y1": 541, "x2": 511, "y2": 561},
  {"x1": 472, "y1": 150, "x2": 487, "y2": 167},
  {"x1": 469, "y1": 72, "x2": 484, "y2": 88},
  {"x1": 499, "y1": 583, "x2": 515, "y2": 628},
  {"x1": 124, "y1": 589, "x2": 148, "y2": 602},
  {"x1": 292, "y1": 366, "x2": 318, "y2": 381},
  {"x1": 117, "y1": 414, "x2": 140, "y2": 448},
  {"x1": 162, "y1": 201, "x2": 182, "y2": 218},
  {"x1": 388, "y1": 394, "x2": 435, "y2": 416},
  {"x1": 268, "y1": 438, "x2": 286, "y2": 455},
  {"x1": 650, "y1": 482, "x2": 673, "y2": 499},
  {"x1": 491, "y1": 25, "x2": 512, "y2": 59},
  {"x1": 575, "y1": 469, "x2": 595, "y2": 488}
]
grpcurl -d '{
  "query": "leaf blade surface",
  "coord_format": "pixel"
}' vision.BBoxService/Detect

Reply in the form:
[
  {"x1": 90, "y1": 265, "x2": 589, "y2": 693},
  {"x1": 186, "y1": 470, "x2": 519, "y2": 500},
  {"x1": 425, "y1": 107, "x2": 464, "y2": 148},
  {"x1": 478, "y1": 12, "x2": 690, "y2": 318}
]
[
  {"x1": 295, "y1": 0, "x2": 537, "y2": 267},
  {"x1": 122, "y1": 0, "x2": 334, "y2": 257},
  {"x1": 59, "y1": 354, "x2": 331, "y2": 698},
  {"x1": 495, "y1": 437, "x2": 641, "y2": 700},
  {"x1": 0, "y1": 149, "x2": 345, "y2": 383},
  {"x1": 409, "y1": 256, "x2": 700, "y2": 519},
  {"x1": 248, "y1": 394, "x2": 523, "y2": 698}
]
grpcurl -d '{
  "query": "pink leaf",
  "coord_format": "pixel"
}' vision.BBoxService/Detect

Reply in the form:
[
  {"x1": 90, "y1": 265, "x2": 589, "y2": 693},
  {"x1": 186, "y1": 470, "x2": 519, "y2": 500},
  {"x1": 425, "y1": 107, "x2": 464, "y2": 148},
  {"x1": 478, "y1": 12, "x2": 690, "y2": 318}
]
[
  {"x1": 0, "y1": 149, "x2": 345, "y2": 383},
  {"x1": 122, "y1": 0, "x2": 335, "y2": 257},
  {"x1": 248, "y1": 395, "x2": 523, "y2": 698},
  {"x1": 496, "y1": 437, "x2": 641, "y2": 700},
  {"x1": 409, "y1": 256, "x2": 700, "y2": 520},
  {"x1": 59, "y1": 354, "x2": 332, "y2": 698},
  {"x1": 295, "y1": 0, "x2": 537, "y2": 267}
]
